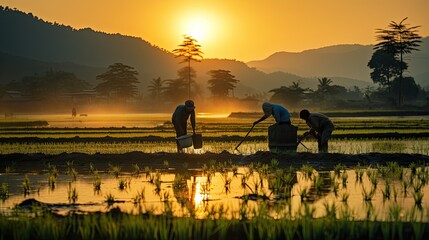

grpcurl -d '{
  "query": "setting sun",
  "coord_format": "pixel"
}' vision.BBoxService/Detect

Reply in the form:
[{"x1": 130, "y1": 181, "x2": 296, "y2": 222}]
[{"x1": 180, "y1": 12, "x2": 217, "y2": 44}]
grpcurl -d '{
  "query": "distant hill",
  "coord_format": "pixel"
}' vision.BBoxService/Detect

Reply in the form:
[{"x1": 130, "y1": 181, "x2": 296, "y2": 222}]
[
  {"x1": 247, "y1": 38, "x2": 429, "y2": 88},
  {"x1": 0, "y1": 6, "x2": 376, "y2": 98},
  {"x1": 0, "y1": 51, "x2": 104, "y2": 85},
  {"x1": 0, "y1": 6, "x2": 178, "y2": 84}
]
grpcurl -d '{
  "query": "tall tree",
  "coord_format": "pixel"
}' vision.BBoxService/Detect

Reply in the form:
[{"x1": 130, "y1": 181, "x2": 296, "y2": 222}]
[
  {"x1": 173, "y1": 35, "x2": 203, "y2": 99},
  {"x1": 374, "y1": 17, "x2": 421, "y2": 106},
  {"x1": 95, "y1": 63, "x2": 139, "y2": 102},
  {"x1": 207, "y1": 69, "x2": 239, "y2": 98},
  {"x1": 269, "y1": 81, "x2": 308, "y2": 109},
  {"x1": 368, "y1": 49, "x2": 404, "y2": 93},
  {"x1": 147, "y1": 77, "x2": 165, "y2": 106}
]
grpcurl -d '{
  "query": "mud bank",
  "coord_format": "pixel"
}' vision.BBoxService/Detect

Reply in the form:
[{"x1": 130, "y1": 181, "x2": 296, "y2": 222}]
[{"x1": 1, "y1": 151, "x2": 428, "y2": 173}]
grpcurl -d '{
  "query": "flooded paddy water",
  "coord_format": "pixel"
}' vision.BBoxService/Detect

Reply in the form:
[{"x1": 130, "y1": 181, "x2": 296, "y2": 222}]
[{"x1": 1, "y1": 113, "x2": 429, "y2": 238}]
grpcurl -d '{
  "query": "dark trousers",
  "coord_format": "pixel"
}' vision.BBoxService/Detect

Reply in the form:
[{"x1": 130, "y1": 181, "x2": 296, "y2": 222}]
[{"x1": 173, "y1": 122, "x2": 187, "y2": 152}]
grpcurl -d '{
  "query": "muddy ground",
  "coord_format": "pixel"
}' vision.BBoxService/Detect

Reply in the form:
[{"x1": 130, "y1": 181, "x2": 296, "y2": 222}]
[
  {"x1": 1, "y1": 133, "x2": 429, "y2": 144},
  {"x1": 1, "y1": 151, "x2": 429, "y2": 174}
]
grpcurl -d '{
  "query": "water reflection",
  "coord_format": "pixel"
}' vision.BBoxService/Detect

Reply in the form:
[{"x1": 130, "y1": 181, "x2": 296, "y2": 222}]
[{"x1": 1, "y1": 165, "x2": 429, "y2": 221}]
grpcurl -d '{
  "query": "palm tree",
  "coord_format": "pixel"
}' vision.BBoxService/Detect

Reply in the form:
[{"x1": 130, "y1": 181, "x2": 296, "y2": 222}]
[
  {"x1": 147, "y1": 77, "x2": 164, "y2": 106},
  {"x1": 317, "y1": 77, "x2": 333, "y2": 94},
  {"x1": 269, "y1": 81, "x2": 309, "y2": 109},
  {"x1": 374, "y1": 17, "x2": 421, "y2": 106},
  {"x1": 173, "y1": 35, "x2": 203, "y2": 99}
]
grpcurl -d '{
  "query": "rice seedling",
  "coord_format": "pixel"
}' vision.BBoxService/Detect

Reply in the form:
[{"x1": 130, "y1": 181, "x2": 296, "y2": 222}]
[
  {"x1": 300, "y1": 164, "x2": 314, "y2": 181},
  {"x1": 369, "y1": 172, "x2": 378, "y2": 189},
  {"x1": 382, "y1": 180, "x2": 391, "y2": 200},
  {"x1": 133, "y1": 187, "x2": 145, "y2": 204},
  {"x1": 334, "y1": 163, "x2": 345, "y2": 178},
  {"x1": 339, "y1": 190, "x2": 349, "y2": 202},
  {"x1": 118, "y1": 178, "x2": 129, "y2": 190},
  {"x1": 68, "y1": 168, "x2": 78, "y2": 181},
  {"x1": 413, "y1": 191, "x2": 424, "y2": 207},
  {"x1": 89, "y1": 162, "x2": 97, "y2": 175},
  {"x1": 67, "y1": 182, "x2": 78, "y2": 203},
  {"x1": 362, "y1": 185, "x2": 376, "y2": 201},
  {"x1": 4, "y1": 165, "x2": 15, "y2": 175},
  {"x1": 93, "y1": 175, "x2": 101, "y2": 192},
  {"x1": 108, "y1": 164, "x2": 121, "y2": 178},
  {"x1": 323, "y1": 201, "x2": 337, "y2": 219},
  {"x1": 132, "y1": 163, "x2": 140, "y2": 175},
  {"x1": 353, "y1": 163, "x2": 365, "y2": 183},
  {"x1": 0, "y1": 183, "x2": 8, "y2": 200},
  {"x1": 105, "y1": 193, "x2": 116, "y2": 206},
  {"x1": 388, "y1": 203, "x2": 403, "y2": 222},
  {"x1": 270, "y1": 159, "x2": 279, "y2": 170},
  {"x1": 313, "y1": 174, "x2": 324, "y2": 196},
  {"x1": 341, "y1": 171, "x2": 348, "y2": 188},
  {"x1": 48, "y1": 174, "x2": 56, "y2": 190},
  {"x1": 163, "y1": 160, "x2": 169, "y2": 170},
  {"x1": 332, "y1": 180, "x2": 340, "y2": 197},
  {"x1": 144, "y1": 166, "x2": 152, "y2": 178},
  {"x1": 299, "y1": 187, "x2": 308, "y2": 201},
  {"x1": 22, "y1": 174, "x2": 30, "y2": 195},
  {"x1": 46, "y1": 162, "x2": 59, "y2": 177},
  {"x1": 401, "y1": 179, "x2": 410, "y2": 197}
]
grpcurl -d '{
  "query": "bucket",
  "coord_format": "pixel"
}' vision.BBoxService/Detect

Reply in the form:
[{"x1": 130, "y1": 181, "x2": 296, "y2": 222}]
[
  {"x1": 268, "y1": 124, "x2": 298, "y2": 152},
  {"x1": 192, "y1": 133, "x2": 203, "y2": 149},
  {"x1": 176, "y1": 134, "x2": 193, "y2": 148}
]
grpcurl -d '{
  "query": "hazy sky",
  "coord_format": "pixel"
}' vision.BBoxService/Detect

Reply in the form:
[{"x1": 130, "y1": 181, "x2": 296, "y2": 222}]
[{"x1": 1, "y1": 0, "x2": 428, "y2": 61}]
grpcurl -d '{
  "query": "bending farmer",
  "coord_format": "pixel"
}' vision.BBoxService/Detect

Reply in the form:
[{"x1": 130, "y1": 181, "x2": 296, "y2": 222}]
[
  {"x1": 254, "y1": 102, "x2": 291, "y2": 125},
  {"x1": 299, "y1": 109, "x2": 334, "y2": 153},
  {"x1": 172, "y1": 100, "x2": 196, "y2": 152}
]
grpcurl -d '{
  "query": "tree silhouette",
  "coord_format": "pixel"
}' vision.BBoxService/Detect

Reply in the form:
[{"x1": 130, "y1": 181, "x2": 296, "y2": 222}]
[
  {"x1": 147, "y1": 77, "x2": 165, "y2": 106},
  {"x1": 163, "y1": 67, "x2": 197, "y2": 103},
  {"x1": 7, "y1": 69, "x2": 90, "y2": 100},
  {"x1": 95, "y1": 63, "x2": 139, "y2": 102},
  {"x1": 173, "y1": 35, "x2": 203, "y2": 99},
  {"x1": 374, "y1": 17, "x2": 421, "y2": 106},
  {"x1": 368, "y1": 49, "x2": 404, "y2": 93},
  {"x1": 317, "y1": 77, "x2": 334, "y2": 94},
  {"x1": 269, "y1": 81, "x2": 308, "y2": 109},
  {"x1": 207, "y1": 69, "x2": 239, "y2": 98}
]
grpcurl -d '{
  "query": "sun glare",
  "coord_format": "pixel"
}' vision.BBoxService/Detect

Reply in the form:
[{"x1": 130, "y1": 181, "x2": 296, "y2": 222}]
[{"x1": 181, "y1": 13, "x2": 215, "y2": 43}]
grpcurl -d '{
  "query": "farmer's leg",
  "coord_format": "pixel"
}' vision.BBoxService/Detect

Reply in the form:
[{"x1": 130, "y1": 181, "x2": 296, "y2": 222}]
[
  {"x1": 320, "y1": 125, "x2": 334, "y2": 153},
  {"x1": 174, "y1": 123, "x2": 187, "y2": 152}
]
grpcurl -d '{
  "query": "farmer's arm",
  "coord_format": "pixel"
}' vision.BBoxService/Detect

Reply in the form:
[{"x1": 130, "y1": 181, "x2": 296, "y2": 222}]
[
  {"x1": 254, "y1": 115, "x2": 268, "y2": 125},
  {"x1": 190, "y1": 110, "x2": 196, "y2": 134},
  {"x1": 307, "y1": 117, "x2": 319, "y2": 138}
]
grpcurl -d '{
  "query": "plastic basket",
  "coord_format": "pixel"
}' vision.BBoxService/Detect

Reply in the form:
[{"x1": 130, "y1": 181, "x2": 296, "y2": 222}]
[{"x1": 176, "y1": 134, "x2": 193, "y2": 148}]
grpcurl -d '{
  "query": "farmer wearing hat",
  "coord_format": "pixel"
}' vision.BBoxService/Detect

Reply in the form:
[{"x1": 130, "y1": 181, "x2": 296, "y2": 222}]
[
  {"x1": 254, "y1": 102, "x2": 291, "y2": 126},
  {"x1": 172, "y1": 100, "x2": 196, "y2": 152},
  {"x1": 299, "y1": 109, "x2": 334, "y2": 153}
]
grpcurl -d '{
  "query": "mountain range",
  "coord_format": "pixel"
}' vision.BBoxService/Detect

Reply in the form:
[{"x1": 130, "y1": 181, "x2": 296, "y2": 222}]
[{"x1": 1, "y1": 6, "x2": 428, "y2": 99}]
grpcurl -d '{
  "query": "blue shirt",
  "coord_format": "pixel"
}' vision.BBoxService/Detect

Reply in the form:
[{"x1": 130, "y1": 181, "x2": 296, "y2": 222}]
[{"x1": 271, "y1": 104, "x2": 290, "y2": 123}]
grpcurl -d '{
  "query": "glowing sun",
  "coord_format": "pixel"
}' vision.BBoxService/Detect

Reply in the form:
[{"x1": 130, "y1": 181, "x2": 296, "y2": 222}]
[{"x1": 181, "y1": 13, "x2": 216, "y2": 42}]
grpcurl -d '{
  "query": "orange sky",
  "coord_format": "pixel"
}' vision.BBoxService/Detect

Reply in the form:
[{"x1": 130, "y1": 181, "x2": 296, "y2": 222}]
[{"x1": 1, "y1": 0, "x2": 428, "y2": 61}]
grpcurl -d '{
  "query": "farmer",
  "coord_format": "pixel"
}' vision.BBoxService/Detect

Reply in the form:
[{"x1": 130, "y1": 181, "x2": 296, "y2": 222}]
[
  {"x1": 253, "y1": 102, "x2": 291, "y2": 126},
  {"x1": 299, "y1": 109, "x2": 334, "y2": 153},
  {"x1": 172, "y1": 100, "x2": 196, "y2": 152}
]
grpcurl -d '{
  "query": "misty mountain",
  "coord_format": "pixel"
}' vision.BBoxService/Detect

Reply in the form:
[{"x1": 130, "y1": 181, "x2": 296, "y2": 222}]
[
  {"x1": 247, "y1": 37, "x2": 429, "y2": 88},
  {"x1": 0, "y1": 6, "x2": 178, "y2": 85},
  {"x1": 0, "y1": 6, "x2": 375, "y2": 99},
  {"x1": 0, "y1": 51, "x2": 104, "y2": 86}
]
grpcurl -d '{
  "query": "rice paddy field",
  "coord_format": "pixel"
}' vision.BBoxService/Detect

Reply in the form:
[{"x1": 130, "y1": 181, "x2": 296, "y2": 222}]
[{"x1": 1, "y1": 113, "x2": 429, "y2": 239}]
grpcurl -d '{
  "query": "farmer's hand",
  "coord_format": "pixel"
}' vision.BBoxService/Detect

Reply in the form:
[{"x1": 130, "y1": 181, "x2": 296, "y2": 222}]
[{"x1": 253, "y1": 121, "x2": 258, "y2": 126}]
